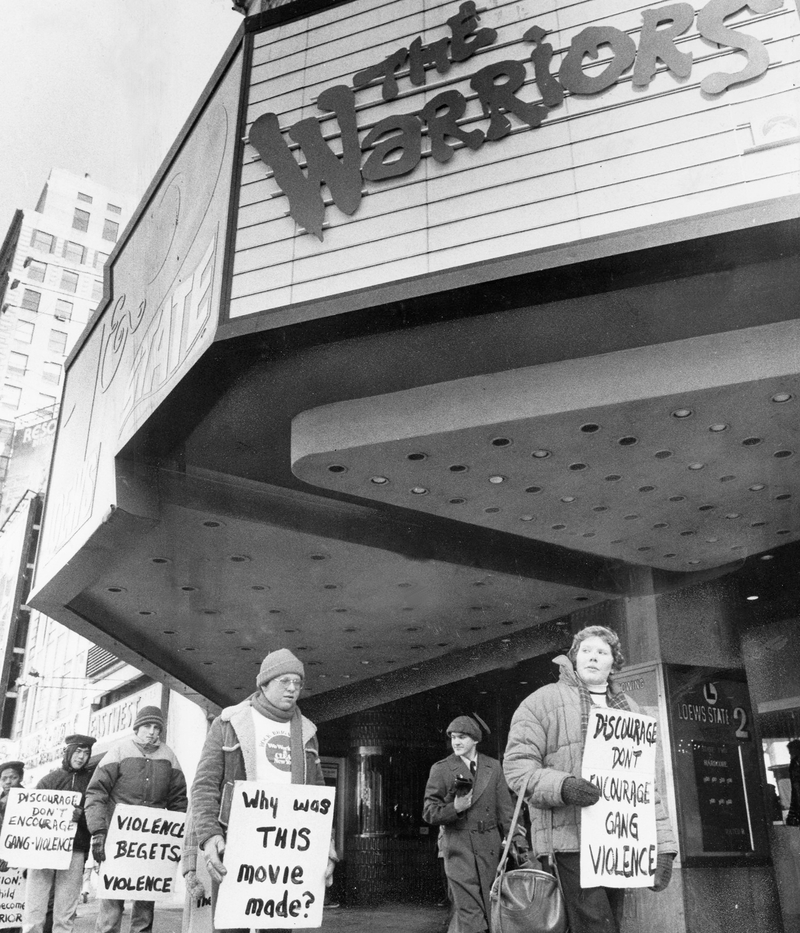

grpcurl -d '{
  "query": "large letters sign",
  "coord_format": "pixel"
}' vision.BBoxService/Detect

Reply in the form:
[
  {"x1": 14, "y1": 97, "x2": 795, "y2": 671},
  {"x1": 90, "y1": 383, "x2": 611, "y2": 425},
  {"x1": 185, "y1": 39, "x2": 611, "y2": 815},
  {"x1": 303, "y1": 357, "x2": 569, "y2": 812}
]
[
  {"x1": 215, "y1": 782, "x2": 335, "y2": 929},
  {"x1": 0, "y1": 789, "x2": 80, "y2": 870},
  {"x1": 98, "y1": 805, "x2": 185, "y2": 901},
  {"x1": 581, "y1": 708, "x2": 658, "y2": 888},
  {"x1": 250, "y1": 0, "x2": 783, "y2": 240},
  {"x1": 0, "y1": 866, "x2": 24, "y2": 928}
]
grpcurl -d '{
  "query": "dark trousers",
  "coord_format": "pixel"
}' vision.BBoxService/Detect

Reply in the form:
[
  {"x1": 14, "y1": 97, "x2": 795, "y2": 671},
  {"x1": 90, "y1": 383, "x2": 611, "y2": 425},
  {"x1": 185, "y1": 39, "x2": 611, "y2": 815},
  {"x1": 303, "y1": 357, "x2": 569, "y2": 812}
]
[{"x1": 554, "y1": 853, "x2": 625, "y2": 933}]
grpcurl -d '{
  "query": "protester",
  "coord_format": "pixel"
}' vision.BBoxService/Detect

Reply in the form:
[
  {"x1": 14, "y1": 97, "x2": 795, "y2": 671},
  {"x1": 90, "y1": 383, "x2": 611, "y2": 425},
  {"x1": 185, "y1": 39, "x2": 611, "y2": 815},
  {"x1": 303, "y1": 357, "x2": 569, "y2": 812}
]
[
  {"x1": 0, "y1": 760, "x2": 24, "y2": 873},
  {"x1": 85, "y1": 706, "x2": 187, "y2": 933},
  {"x1": 191, "y1": 648, "x2": 337, "y2": 933},
  {"x1": 423, "y1": 714, "x2": 530, "y2": 933},
  {"x1": 503, "y1": 625, "x2": 678, "y2": 933},
  {"x1": 22, "y1": 734, "x2": 96, "y2": 933}
]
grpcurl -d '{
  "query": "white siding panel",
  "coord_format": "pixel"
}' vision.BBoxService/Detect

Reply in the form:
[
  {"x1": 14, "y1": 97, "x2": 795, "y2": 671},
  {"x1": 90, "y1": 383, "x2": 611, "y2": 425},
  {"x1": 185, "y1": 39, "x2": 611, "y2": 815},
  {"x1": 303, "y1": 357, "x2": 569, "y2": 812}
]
[{"x1": 228, "y1": 0, "x2": 800, "y2": 322}]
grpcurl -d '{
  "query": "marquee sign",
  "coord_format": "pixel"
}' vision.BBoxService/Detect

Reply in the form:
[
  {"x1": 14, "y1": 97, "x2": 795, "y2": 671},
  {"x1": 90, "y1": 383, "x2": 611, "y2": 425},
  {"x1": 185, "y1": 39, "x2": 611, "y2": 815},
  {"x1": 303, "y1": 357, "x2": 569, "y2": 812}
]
[{"x1": 250, "y1": 0, "x2": 782, "y2": 241}]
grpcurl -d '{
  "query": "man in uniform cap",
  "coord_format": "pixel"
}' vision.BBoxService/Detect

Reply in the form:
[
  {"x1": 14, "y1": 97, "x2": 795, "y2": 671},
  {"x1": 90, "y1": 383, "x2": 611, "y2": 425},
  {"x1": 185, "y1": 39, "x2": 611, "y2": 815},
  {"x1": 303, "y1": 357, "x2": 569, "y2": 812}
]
[
  {"x1": 191, "y1": 648, "x2": 337, "y2": 933},
  {"x1": 424, "y1": 714, "x2": 530, "y2": 933},
  {"x1": 85, "y1": 707, "x2": 187, "y2": 933},
  {"x1": 22, "y1": 734, "x2": 97, "y2": 933}
]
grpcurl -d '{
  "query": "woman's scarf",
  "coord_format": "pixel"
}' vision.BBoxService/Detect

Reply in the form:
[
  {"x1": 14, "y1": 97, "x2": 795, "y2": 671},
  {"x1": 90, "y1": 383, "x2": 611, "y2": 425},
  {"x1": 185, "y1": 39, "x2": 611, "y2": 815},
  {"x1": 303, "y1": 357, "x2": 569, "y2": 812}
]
[{"x1": 251, "y1": 691, "x2": 307, "y2": 784}]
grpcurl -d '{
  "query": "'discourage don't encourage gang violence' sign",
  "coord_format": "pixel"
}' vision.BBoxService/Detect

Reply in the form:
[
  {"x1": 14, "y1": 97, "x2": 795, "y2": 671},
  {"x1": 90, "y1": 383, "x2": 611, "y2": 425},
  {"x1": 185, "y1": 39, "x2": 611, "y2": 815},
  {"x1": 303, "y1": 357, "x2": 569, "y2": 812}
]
[{"x1": 581, "y1": 708, "x2": 659, "y2": 888}]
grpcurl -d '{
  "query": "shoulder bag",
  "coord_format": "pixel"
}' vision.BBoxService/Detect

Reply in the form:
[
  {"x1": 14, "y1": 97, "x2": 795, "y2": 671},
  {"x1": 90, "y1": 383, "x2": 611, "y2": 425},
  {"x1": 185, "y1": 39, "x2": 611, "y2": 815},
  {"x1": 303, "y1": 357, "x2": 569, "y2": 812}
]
[{"x1": 489, "y1": 779, "x2": 568, "y2": 933}]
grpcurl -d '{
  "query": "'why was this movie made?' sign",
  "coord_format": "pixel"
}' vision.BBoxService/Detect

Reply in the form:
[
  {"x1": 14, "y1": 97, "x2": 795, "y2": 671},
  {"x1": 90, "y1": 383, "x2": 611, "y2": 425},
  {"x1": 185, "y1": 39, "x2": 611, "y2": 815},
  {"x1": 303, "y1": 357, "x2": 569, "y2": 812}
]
[
  {"x1": 581, "y1": 708, "x2": 658, "y2": 888},
  {"x1": 0, "y1": 789, "x2": 81, "y2": 870},
  {"x1": 99, "y1": 805, "x2": 186, "y2": 901},
  {"x1": 215, "y1": 782, "x2": 335, "y2": 929}
]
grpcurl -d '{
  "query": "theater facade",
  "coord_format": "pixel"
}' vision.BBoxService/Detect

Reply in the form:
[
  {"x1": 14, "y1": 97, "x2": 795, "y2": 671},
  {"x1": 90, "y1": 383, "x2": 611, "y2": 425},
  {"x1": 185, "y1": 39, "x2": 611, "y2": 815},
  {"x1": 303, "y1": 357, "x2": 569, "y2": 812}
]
[{"x1": 30, "y1": 0, "x2": 800, "y2": 930}]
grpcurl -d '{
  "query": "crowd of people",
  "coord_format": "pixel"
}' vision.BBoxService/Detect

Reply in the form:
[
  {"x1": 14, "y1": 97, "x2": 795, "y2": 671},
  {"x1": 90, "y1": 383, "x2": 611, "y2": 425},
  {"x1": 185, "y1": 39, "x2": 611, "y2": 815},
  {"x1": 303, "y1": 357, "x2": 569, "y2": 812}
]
[{"x1": 0, "y1": 627, "x2": 702, "y2": 933}]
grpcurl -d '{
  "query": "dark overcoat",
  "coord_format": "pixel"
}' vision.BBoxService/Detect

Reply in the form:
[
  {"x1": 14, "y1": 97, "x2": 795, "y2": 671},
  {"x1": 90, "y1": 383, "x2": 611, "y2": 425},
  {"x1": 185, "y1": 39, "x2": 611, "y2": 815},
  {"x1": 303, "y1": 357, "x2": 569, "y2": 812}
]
[{"x1": 423, "y1": 752, "x2": 516, "y2": 933}]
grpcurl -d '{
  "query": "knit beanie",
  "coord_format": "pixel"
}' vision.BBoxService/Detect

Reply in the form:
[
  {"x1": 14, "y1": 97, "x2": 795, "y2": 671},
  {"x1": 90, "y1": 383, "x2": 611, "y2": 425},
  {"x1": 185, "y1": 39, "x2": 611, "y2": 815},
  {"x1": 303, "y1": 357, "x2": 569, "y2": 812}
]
[
  {"x1": 447, "y1": 715, "x2": 483, "y2": 742},
  {"x1": 133, "y1": 706, "x2": 165, "y2": 732},
  {"x1": 256, "y1": 649, "x2": 304, "y2": 688}
]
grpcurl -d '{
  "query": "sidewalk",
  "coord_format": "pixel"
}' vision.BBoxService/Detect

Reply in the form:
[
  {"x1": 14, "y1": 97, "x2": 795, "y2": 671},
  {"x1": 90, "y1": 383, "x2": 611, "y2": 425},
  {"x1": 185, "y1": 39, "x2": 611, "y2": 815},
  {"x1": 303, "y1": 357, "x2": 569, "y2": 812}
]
[{"x1": 72, "y1": 896, "x2": 450, "y2": 933}]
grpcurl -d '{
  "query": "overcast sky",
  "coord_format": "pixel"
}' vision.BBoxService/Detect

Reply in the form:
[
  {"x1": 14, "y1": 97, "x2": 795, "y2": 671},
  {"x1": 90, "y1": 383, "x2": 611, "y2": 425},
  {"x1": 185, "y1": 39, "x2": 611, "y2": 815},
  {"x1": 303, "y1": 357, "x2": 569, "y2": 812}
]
[{"x1": 0, "y1": 0, "x2": 242, "y2": 235}]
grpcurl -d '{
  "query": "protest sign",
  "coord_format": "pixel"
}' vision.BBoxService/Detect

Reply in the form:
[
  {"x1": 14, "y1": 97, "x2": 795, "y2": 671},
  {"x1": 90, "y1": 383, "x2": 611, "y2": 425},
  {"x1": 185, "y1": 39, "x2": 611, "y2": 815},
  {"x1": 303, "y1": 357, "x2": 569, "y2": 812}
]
[
  {"x1": 0, "y1": 865, "x2": 24, "y2": 928},
  {"x1": 98, "y1": 804, "x2": 185, "y2": 901},
  {"x1": 0, "y1": 788, "x2": 80, "y2": 869},
  {"x1": 581, "y1": 707, "x2": 658, "y2": 888},
  {"x1": 215, "y1": 781, "x2": 335, "y2": 929}
]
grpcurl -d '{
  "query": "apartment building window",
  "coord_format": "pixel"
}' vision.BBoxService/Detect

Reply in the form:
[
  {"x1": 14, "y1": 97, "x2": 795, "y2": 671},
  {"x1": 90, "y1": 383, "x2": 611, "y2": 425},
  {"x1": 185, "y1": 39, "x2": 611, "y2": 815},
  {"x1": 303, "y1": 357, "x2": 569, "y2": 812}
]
[
  {"x1": 93, "y1": 250, "x2": 109, "y2": 270},
  {"x1": 107, "y1": 203, "x2": 122, "y2": 215},
  {"x1": 39, "y1": 393, "x2": 57, "y2": 409},
  {"x1": 7, "y1": 352, "x2": 28, "y2": 378},
  {"x1": 77, "y1": 192, "x2": 93, "y2": 204},
  {"x1": 72, "y1": 208, "x2": 90, "y2": 232},
  {"x1": 102, "y1": 219, "x2": 119, "y2": 243},
  {"x1": 60, "y1": 270, "x2": 79, "y2": 294},
  {"x1": 62, "y1": 240, "x2": 86, "y2": 264},
  {"x1": 21, "y1": 288, "x2": 41, "y2": 312},
  {"x1": 54, "y1": 299, "x2": 73, "y2": 322},
  {"x1": 1, "y1": 385, "x2": 22, "y2": 411},
  {"x1": 16, "y1": 321, "x2": 35, "y2": 344},
  {"x1": 48, "y1": 330, "x2": 67, "y2": 354},
  {"x1": 42, "y1": 362, "x2": 61, "y2": 385},
  {"x1": 30, "y1": 229, "x2": 55, "y2": 253},
  {"x1": 91, "y1": 279, "x2": 103, "y2": 302},
  {"x1": 27, "y1": 259, "x2": 47, "y2": 283}
]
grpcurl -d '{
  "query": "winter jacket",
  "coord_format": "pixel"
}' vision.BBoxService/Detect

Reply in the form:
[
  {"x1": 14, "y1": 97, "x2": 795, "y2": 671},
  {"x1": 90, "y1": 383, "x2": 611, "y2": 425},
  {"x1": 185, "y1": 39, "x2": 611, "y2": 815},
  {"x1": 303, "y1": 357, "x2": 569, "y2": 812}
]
[
  {"x1": 85, "y1": 737, "x2": 187, "y2": 836},
  {"x1": 504, "y1": 655, "x2": 678, "y2": 857},
  {"x1": 191, "y1": 697, "x2": 324, "y2": 849},
  {"x1": 423, "y1": 752, "x2": 518, "y2": 933},
  {"x1": 36, "y1": 759, "x2": 95, "y2": 852}
]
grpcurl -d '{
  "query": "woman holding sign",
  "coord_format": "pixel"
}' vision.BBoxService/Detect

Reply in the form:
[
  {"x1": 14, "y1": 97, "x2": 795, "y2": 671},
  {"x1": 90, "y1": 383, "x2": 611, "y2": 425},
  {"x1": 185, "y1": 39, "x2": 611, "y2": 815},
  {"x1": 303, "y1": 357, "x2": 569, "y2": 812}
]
[{"x1": 503, "y1": 626, "x2": 677, "y2": 933}]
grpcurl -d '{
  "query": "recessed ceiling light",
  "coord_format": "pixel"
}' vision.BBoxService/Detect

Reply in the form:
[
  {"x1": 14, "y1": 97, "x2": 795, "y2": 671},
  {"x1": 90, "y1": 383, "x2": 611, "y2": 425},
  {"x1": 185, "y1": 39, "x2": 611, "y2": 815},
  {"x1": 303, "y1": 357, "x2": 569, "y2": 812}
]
[
  {"x1": 484, "y1": 506, "x2": 501, "y2": 513},
  {"x1": 138, "y1": 610, "x2": 154, "y2": 616},
  {"x1": 668, "y1": 495, "x2": 685, "y2": 502},
  {"x1": 569, "y1": 462, "x2": 588, "y2": 471},
  {"x1": 672, "y1": 408, "x2": 693, "y2": 418},
  {"x1": 653, "y1": 522, "x2": 669, "y2": 529},
  {"x1": 370, "y1": 476, "x2": 389, "y2": 485},
  {"x1": 180, "y1": 586, "x2": 197, "y2": 592},
  {"x1": 639, "y1": 486, "x2": 656, "y2": 493},
  {"x1": 407, "y1": 452, "x2": 427, "y2": 461},
  {"x1": 698, "y1": 504, "x2": 715, "y2": 511},
  {"x1": 581, "y1": 423, "x2": 600, "y2": 433},
  {"x1": 229, "y1": 555, "x2": 250, "y2": 562},
  {"x1": 749, "y1": 484, "x2": 766, "y2": 491},
  {"x1": 489, "y1": 475, "x2": 505, "y2": 484},
  {"x1": 618, "y1": 436, "x2": 638, "y2": 446},
  {"x1": 561, "y1": 496, "x2": 577, "y2": 503},
  {"x1": 742, "y1": 437, "x2": 762, "y2": 446},
  {"x1": 519, "y1": 514, "x2": 534, "y2": 522},
  {"x1": 772, "y1": 392, "x2": 793, "y2": 403},
  {"x1": 251, "y1": 585, "x2": 269, "y2": 591},
  {"x1": 551, "y1": 523, "x2": 566, "y2": 530},
  {"x1": 720, "y1": 475, "x2": 736, "y2": 482},
  {"x1": 492, "y1": 437, "x2": 512, "y2": 447},
  {"x1": 687, "y1": 462, "x2": 705, "y2": 471},
  {"x1": 449, "y1": 464, "x2": 468, "y2": 473},
  {"x1": 726, "y1": 512, "x2": 740, "y2": 519},
  {"x1": 708, "y1": 423, "x2": 729, "y2": 432},
  {"x1": 761, "y1": 554, "x2": 774, "y2": 561},
  {"x1": 449, "y1": 497, "x2": 466, "y2": 504},
  {"x1": 774, "y1": 449, "x2": 793, "y2": 459},
  {"x1": 310, "y1": 554, "x2": 328, "y2": 561},
  {"x1": 746, "y1": 595, "x2": 759, "y2": 601},
  {"x1": 107, "y1": 586, "x2": 126, "y2": 593},
  {"x1": 605, "y1": 474, "x2": 622, "y2": 482},
  {"x1": 163, "y1": 630, "x2": 176, "y2": 635},
  {"x1": 151, "y1": 557, "x2": 170, "y2": 564},
  {"x1": 775, "y1": 493, "x2": 792, "y2": 501},
  {"x1": 654, "y1": 450, "x2": 673, "y2": 459},
  {"x1": 411, "y1": 486, "x2": 429, "y2": 495},
  {"x1": 525, "y1": 486, "x2": 542, "y2": 494},
  {"x1": 327, "y1": 464, "x2": 347, "y2": 473},
  {"x1": 532, "y1": 449, "x2": 551, "y2": 459},
  {"x1": 202, "y1": 520, "x2": 223, "y2": 528}
]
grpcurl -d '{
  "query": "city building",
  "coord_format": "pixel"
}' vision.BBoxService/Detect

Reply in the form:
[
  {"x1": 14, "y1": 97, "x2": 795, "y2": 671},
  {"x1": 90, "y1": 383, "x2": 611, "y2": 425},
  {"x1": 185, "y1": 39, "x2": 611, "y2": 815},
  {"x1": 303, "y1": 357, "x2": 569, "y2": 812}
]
[
  {"x1": 0, "y1": 174, "x2": 206, "y2": 867},
  {"x1": 26, "y1": 3, "x2": 800, "y2": 931}
]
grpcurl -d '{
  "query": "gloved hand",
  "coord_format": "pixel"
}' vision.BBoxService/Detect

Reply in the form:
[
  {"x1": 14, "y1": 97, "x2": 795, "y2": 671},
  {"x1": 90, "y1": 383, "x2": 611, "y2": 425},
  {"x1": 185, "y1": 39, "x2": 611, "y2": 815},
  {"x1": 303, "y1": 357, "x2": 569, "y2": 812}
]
[
  {"x1": 650, "y1": 852, "x2": 675, "y2": 892},
  {"x1": 91, "y1": 833, "x2": 106, "y2": 863},
  {"x1": 72, "y1": 806, "x2": 83, "y2": 823},
  {"x1": 509, "y1": 840, "x2": 539, "y2": 871},
  {"x1": 561, "y1": 777, "x2": 602, "y2": 807},
  {"x1": 185, "y1": 870, "x2": 206, "y2": 901}
]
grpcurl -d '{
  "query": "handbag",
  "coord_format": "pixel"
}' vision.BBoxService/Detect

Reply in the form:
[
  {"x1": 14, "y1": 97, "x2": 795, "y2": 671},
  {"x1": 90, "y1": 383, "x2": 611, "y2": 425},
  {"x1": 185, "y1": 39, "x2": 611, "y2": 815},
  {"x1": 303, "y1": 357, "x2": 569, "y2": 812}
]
[{"x1": 489, "y1": 782, "x2": 568, "y2": 933}]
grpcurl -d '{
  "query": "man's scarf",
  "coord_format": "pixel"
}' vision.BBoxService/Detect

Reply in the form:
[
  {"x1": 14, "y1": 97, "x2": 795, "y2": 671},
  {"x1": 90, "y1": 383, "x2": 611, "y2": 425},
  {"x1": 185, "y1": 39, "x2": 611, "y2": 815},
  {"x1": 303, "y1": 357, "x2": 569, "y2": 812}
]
[
  {"x1": 251, "y1": 691, "x2": 307, "y2": 784},
  {"x1": 577, "y1": 676, "x2": 631, "y2": 744}
]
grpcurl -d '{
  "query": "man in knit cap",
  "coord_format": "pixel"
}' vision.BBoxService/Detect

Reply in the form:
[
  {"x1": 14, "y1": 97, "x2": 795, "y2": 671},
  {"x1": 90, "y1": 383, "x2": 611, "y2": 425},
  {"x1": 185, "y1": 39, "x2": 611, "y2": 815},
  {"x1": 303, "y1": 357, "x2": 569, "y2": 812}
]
[
  {"x1": 23, "y1": 734, "x2": 96, "y2": 933},
  {"x1": 191, "y1": 648, "x2": 337, "y2": 932},
  {"x1": 85, "y1": 706, "x2": 187, "y2": 933}
]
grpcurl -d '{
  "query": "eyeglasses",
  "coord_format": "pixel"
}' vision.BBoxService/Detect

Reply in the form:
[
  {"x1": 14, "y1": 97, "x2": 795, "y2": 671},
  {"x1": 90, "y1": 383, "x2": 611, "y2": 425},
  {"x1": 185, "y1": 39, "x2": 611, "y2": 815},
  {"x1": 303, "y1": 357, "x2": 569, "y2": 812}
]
[{"x1": 275, "y1": 677, "x2": 303, "y2": 691}]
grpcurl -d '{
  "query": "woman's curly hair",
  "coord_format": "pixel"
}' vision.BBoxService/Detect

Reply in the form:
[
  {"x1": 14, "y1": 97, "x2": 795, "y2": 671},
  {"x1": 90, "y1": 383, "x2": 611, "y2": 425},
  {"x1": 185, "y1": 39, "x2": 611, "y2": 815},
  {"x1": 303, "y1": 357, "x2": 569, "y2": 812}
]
[{"x1": 567, "y1": 625, "x2": 625, "y2": 672}]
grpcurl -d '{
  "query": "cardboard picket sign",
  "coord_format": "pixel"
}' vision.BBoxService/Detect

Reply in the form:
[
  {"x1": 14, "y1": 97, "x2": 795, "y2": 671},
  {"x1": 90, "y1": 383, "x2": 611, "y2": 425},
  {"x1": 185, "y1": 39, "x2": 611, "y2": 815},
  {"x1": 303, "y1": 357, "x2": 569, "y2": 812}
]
[
  {"x1": 0, "y1": 865, "x2": 25, "y2": 928},
  {"x1": 580, "y1": 707, "x2": 658, "y2": 888},
  {"x1": 97, "y1": 804, "x2": 186, "y2": 901},
  {"x1": 0, "y1": 788, "x2": 80, "y2": 869},
  {"x1": 215, "y1": 782, "x2": 335, "y2": 929}
]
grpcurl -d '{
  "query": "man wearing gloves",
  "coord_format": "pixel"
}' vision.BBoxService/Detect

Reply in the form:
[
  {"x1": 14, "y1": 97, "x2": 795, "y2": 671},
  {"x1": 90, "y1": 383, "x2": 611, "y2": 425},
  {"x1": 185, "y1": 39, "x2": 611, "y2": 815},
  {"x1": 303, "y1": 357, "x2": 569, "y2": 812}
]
[
  {"x1": 85, "y1": 706, "x2": 187, "y2": 933},
  {"x1": 191, "y1": 648, "x2": 336, "y2": 932},
  {"x1": 22, "y1": 734, "x2": 96, "y2": 933}
]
